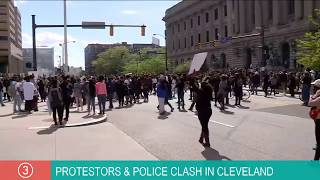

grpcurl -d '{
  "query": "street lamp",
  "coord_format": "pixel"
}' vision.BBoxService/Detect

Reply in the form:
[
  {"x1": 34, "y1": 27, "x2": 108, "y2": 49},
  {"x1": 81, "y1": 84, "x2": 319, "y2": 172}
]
[
  {"x1": 59, "y1": 41, "x2": 76, "y2": 72},
  {"x1": 153, "y1": 33, "x2": 168, "y2": 72}
]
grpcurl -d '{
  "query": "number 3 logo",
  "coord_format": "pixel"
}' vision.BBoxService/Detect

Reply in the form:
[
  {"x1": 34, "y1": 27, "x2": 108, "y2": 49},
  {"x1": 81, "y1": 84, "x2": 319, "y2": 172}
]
[{"x1": 18, "y1": 162, "x2": 34, "y2": 179}]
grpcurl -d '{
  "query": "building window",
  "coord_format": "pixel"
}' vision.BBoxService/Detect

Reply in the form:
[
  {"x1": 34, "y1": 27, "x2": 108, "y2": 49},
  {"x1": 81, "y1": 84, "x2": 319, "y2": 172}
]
[
  {"x1": 178, "y1": 39, "x2": 181, "y2": 49},
  {"x1": 214, "y1": 9, "x2": 218, "y2": 20},
  {"x1": 0, "y1": 36, "x2": 8, "y2": 40},
  {"x1": 198, "y1": 33, "x2": 201, "y2": 43},
  {"x1": 224, "y1": 5, "x2": 227, "y2": 16},
  {"x1": 184, "y1": 37, "x2": 187, "y2": 48},
  {"x1": 198, "y1": 15, "x2": 201, "y2": 25},
  {"x1": 172, "y1": 40, "x2": 175, "y2": 50},
  {"x1": 190, "y1": 18, "x2": 193, "y2": 28},
  {"x1": 288, "y1": 0, "x2": 295, "y2": 15},
  {"x1": 205, "y1": 12, "x2": 209, "y2": 23},
  {"x1": 184, "y1": 22, "x2": 186, "y2": 30},
  {"x1": 268, "y1": 0, "x2": 273, "y2": 20},
  {"x1": 225, "y1": 26, "x2": 228, "y2": 37},
  {"x1": 172, "y1": 25, "x2": 175, "y2": 34},
  {"x1": 215, "y1": 28, "x2": 219, "y2": 40},
  {"x1": 206, "y1": 31, "x2": 210, "y2": 42},
  {"x1": 25, "y1": 63, "x2": 32, "y2": 69},
  {"x1": 191, "y1": 36, "x2": 194, "y2": 47},
  {"x1": 178, "y1": 24, "x2": 180, "y2": 32}
]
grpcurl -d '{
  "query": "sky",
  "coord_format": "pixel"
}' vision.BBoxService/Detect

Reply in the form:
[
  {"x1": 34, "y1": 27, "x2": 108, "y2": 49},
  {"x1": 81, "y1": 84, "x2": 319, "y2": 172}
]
[{"x1": 14, "y1": 0, "x2": 179, "y2": 68}]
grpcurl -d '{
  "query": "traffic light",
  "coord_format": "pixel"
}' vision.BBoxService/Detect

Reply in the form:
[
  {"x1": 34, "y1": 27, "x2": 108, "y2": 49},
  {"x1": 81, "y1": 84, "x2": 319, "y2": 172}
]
[
  {"x1": 141, "y1": 25, "x2": 146, "y2": 36},
  {"x1": 110, "y1": 25, "x2": 114, "y2": 36}
]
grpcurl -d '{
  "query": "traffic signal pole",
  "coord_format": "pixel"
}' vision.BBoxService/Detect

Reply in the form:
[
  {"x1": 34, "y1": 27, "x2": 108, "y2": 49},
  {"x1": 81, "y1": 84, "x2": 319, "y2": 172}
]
[{"x1": 31, "y1": 15, "x2": 146, "y2": 72}]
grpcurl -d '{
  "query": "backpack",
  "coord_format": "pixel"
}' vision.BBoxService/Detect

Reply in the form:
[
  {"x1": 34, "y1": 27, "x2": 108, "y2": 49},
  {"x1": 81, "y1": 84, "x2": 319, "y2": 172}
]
[{"x1": 50, "y1": 88, "x2": 63, "y2": 107}]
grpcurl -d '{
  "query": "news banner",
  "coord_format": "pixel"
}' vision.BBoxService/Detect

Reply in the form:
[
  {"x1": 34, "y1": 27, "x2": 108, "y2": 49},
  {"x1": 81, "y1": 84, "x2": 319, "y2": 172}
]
[{"x1": 0, "y1": 161, "x2": 319, "y2": 179}]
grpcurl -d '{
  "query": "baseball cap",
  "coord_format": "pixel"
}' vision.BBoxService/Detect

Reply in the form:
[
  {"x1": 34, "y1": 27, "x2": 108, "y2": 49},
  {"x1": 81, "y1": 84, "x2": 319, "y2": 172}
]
[{"x1": 311, "y1": 79, "x2": 320, "y2": 87}]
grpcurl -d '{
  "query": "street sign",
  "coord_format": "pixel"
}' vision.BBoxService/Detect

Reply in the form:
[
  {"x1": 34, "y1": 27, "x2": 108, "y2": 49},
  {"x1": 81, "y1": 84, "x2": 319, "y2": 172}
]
[{"x1": 81, "y1": 21, "x2": 105, "y2": 29}]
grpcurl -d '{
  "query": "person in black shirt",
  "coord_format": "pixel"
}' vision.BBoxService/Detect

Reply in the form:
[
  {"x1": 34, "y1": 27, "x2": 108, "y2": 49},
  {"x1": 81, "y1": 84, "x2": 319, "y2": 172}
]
[
  {"x1": 176, "y1": 76, "x2": 185, "y2": 110},
  {"x1": 196, "y1": 81, "x2": 213, "y2": 147},
  {"x1": 60, "y1": 76, "x2": 73, "y2": 121}
]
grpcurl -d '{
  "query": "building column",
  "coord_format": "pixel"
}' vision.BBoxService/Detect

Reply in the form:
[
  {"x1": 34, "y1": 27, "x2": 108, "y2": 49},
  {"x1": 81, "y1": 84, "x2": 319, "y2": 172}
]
[
  {"x1": 254, "y1": 0, "x2": 262, "y2": 28},
  {"x1": 272, "y1": 0, "x2": 280, "y2": 26},
  {"x1": 227, "y1": 0, "x2": 233, "y2": 37},
  {"x1": 235, "y1": 0, "x2": 240, "y2": 34},
  {"x1": 239, "y1": 0, "x2": 246, "y2": 34},
  {"x1": 294, "y1": 0, "x2": 302, "y2": 20},
  {"x1": 304, "y1": 0, "x2": 313, "y2": 18}
]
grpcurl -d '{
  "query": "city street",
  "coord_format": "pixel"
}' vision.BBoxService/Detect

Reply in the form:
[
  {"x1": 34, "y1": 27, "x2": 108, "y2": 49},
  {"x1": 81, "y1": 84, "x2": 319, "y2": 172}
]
[{"x1": 0, "y1": 91, "x2": 314, "y2": 160}]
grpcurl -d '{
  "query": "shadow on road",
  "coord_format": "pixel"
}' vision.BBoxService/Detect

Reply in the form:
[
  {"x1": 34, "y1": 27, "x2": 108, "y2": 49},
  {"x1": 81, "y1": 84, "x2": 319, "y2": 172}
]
[
  {"x1": 238, "y1": 105, "x2": 250, "y2": 109},
  {"x1": 0, "y1": 113, "x2": 13, "y2": 117},
  {"x1": 37, "y1": 124, "x2": 59, "y2": 135},
  {"x1": 11, "y1": 114, "x2": 28, "y2": 119},
  {"x1": 220, "y1": 110, "x2": 234, "y2": 115},
  {"x1": 158, "y1": 112, "x2": 171, "y2": 120},
  {"x1": 201, "y1": 147, "x2": 231, "y2": 160}
]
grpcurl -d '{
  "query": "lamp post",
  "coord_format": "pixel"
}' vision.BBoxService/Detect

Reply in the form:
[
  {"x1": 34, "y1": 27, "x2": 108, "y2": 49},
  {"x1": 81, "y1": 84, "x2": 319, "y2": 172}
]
[
  {"x1": 59, "y1": 41, "x2": 75, "y2": 72},
  {"x1": 153, "y1": 33, "x2": 168, "y2": 72}
]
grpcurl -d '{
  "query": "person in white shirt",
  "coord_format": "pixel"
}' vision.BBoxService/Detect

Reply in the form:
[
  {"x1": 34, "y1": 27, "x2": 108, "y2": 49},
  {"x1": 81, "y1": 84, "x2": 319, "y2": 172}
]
[{"x1": 23, "y1": 76, "x2": 35, "y2": 113}]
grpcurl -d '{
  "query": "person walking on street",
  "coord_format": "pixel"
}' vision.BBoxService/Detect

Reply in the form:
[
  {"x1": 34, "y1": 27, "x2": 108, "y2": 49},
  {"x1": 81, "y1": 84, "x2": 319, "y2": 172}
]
[
  {"x1": 263, "y1": 74, "x2": 270, "y2": 97},
  {"x1": 176, "y1": 76, "x2": 185, "y2": 110},
  {"x1": 96, "y1": 76, "x2": 107, "y2": 115},
  {"x1": 0, "y1": 78, "x2": 4, "y2": 106},
  {"x1": 23, "y1": 76, "x2": 36, "y2": 114},
  {"x1": 60, "y1": 76, "x2": 73, "y2": 121},
  {"x1": 157, "y1": 75, "x2": 167, "y2": 115},
  {"x1": 308, "y1": 79, "x2": 320, "y2": 160},
  {"x1": 48, "y1": 79, "x2": 64, "y2": 126},
  {"x1": 233, "y1": 73, "x2": 243, "y2": 106},
  {"x1": 107, "y1": 77, "x2": 115, "y2": 109},
  {"x1": 196, "y1": 81, "x2": 213, "y2": 147},
  {"x1": 73, "y1": 78, "x2": 83, "y2": 112},
  {"x1": 288, "y1": 73, "x2": 297, "y2": 97},
  {"x1": 302, "y1": 72, "x2": 312, "y2": 106},
  {"x1": 218, "y1": 75, "x2": 228, "y2": 111},
  {"x1": 86, "y1": 77, "x2": 96, "y2": 115},
  {"x1": 12, "y1": 78, "x2": 23, "y2": 113}
]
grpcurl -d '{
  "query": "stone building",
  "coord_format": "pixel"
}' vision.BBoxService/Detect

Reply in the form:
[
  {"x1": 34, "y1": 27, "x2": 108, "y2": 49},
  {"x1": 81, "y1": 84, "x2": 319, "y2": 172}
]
[
  {"x1": 0, "y1": 0, "x2": 23, "y2": 74},
  {"x1": 163, "y1": 0, "x2": 320, "y2": 71}
]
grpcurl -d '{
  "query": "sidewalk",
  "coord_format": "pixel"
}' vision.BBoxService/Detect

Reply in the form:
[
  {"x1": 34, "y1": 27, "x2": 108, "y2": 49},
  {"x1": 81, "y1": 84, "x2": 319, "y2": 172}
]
[{"x1": 0, "y1": 101, "x2": 157, "y2": 160}]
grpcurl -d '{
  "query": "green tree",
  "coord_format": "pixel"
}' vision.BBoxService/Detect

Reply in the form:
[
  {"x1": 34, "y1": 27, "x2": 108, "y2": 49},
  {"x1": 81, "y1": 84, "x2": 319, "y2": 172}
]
[
  {"x1": 174, "y1": 62, "x2": 191, "y2": 74},
  {"x1": 297, "y1": 9, "x2": 320, "y2": 71},
  {"x1": 92, "y1": 46, "x2": 130, "y2": 75},
  {"x1": 123, "y1": 47, "x2": 166, "y2": 75}
]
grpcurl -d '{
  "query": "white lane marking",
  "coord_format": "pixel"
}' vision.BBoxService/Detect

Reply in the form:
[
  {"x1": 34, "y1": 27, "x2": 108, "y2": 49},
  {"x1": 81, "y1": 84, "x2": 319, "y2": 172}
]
[
  {"x1": 193, "y1": 115, "x2": 235, "y2": 128},
  {"x1": 210, "y1": 120, "x2": 235, "y2": 128}
]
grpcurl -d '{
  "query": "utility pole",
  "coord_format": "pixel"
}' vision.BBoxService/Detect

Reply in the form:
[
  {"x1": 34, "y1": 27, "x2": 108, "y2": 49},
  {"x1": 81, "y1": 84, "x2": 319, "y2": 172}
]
[
  {"x1": 63, "y1": 0, "x2": 68, "y2": 72},
  {"x1": 32, "y1": 15, "x2": 37, "y2": 71}
]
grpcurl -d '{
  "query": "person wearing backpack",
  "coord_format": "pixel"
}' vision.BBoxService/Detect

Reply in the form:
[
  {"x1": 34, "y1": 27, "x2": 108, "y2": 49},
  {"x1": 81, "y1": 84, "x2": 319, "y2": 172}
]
[
  {"x1": 48, "y1": 79, "x2": 64, "y2": 126},
  {"x1": 308, "y1": 79, "x2": 320, "y2": 160}
]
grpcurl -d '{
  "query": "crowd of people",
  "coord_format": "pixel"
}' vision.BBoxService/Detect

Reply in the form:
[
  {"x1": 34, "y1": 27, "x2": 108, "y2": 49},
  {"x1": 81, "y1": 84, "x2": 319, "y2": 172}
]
[{"x1": 0, "y1": 68, "x2": 319, "y2": 159}]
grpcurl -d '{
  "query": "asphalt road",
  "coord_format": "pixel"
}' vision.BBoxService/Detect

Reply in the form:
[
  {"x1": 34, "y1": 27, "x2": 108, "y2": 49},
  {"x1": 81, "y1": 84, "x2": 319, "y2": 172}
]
[{"x1": 0, "y1": 91, "x2": 315, "y2": 160}]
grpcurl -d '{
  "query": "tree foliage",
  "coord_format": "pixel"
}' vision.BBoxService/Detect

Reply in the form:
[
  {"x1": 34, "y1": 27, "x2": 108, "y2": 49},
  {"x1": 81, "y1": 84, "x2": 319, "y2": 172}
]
[
  {"x1": 174, "y1": 62, "x2": 191, "y2": 74},
  {"x1": 93, "y1": 46, "x2": 166, "y2": 75},
  {"x1": 297, "y1": 9, "x2": 320, "y2": 71}
]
